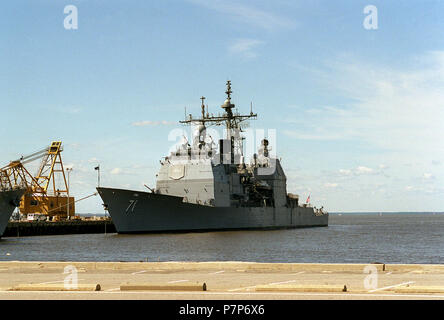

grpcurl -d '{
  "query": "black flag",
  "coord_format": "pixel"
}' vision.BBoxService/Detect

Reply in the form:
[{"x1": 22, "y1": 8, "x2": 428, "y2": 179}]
[{"x1": 94, "y1": 166, "x2": 99, "y2": 170}]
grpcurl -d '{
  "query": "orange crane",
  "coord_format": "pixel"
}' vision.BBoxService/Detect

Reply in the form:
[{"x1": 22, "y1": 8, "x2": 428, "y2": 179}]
[{"x1": 0, "y1": 141, "x2": 74, "y2": 219}]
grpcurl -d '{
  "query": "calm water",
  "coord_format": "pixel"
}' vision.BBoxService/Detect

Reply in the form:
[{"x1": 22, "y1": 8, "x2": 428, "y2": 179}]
[{"x1": 0, "y1": 214, "x2": 443, "y2": 264}]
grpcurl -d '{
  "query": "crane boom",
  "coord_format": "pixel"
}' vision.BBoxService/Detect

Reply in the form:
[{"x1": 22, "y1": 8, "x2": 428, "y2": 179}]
[{"x1": 0, "y1": 141, "x2": 74, "y2": 219}]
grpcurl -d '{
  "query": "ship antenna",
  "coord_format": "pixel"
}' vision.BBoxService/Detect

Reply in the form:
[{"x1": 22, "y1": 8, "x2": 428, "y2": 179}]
[
  {"x1": 221, "y1": 80, "x2": 234, "y2": 115},
  {"x1": 200, "y1": 96, "x2": 206, "y2": 119},
  {"x1": 225, "y1": 80, "x2": 232, "y2": 101}
]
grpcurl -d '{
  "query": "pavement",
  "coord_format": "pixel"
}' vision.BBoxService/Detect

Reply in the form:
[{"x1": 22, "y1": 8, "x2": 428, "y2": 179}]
[{"x1": 0, "y1": 261, "x2": 443, "y2": 300}]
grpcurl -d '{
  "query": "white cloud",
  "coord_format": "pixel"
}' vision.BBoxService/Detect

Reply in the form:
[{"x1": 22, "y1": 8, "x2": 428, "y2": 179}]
[
  {"x1": 423, "y1": 173, "x2": 434, "y2": 179},
  {"x1": 324, "y1": 182, "x2": 338, "y2": 188},
  {"x1": 188, "y1": 0, "x2": 296, "y2": 30},
  {"x1": 228, "y1": 39, "x2": 264, "y2": 58},
  {"x1": 110, "y1": 168, "x2": 122, "y2": 175},
  {"x1": 88, "y1": 157, "x2": 100, "y2": 163},
  {"x1": 338, "y1": 166, "x2": 383, "y2": 177},
  {"x1": 132, "y1": 120, "x2": 175, "y2": 126},
  {"x1": 284, "y1": 52, "x2": 444, "y2": 211},
  {"x1": 356, "y1": 166, "x2": 373, "y2": 174},
  {"x1": 288, "y1": 51, "x2": 444, "y2": 160},
  {"x1": 69, "y1": 143, "x2": 80, "y2": 150},
  {"x1": 339, "y1": 169, "x2": 352, "y2": 176},
  {"x1": 66, "y1": 107, "x2": 81, "y2": 114},
  {"x1": 283, "y1": 128, "x2": 346, "y2": 141}
]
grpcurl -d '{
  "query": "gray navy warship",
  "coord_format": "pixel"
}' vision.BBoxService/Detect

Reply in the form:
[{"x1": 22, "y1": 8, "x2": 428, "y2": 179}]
[
  {"x1": 97, "y1": 81, "x2": 328, "y2": 233},
  {"x1": 0, "y1": 188, "x2": 25, "y2": 238}
]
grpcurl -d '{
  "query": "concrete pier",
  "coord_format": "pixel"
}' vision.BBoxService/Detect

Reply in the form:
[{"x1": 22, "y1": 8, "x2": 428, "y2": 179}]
[
  {"x1": 0, "y1": 261, "x2": 443, "y2": 299},
  {"x1": 3, "y1": 220, "x2": 116, "y2": 237}
]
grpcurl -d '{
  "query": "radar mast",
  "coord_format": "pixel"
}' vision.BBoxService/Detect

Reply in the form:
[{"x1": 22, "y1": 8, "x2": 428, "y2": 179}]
[{"x1": 180, "y1": 81, "x2": 257, "y2": 139}]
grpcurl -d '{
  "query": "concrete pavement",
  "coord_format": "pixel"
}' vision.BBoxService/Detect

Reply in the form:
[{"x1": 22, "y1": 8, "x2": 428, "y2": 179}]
[{"x1": 0, "y1": 261, "x2": 443, "y2": 300}]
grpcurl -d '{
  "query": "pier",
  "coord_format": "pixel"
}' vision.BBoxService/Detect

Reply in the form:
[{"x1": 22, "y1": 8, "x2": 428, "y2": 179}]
[
  {"x1": 0, "y1": 261, "x2": 443, "y2": 300},
  {"x1": 3, "y1": 220, "x2": 116, "y2": 237}
]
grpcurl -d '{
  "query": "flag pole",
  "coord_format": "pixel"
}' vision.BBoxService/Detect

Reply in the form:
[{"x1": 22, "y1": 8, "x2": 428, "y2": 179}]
[{"x1": 95, "y1": 165, "x2": 100, "y2": 188}]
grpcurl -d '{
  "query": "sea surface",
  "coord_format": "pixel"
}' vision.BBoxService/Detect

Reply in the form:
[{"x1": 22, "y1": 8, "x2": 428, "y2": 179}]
[{"x1": 0, "y1": 213, "x2": 443, "y2": 264}]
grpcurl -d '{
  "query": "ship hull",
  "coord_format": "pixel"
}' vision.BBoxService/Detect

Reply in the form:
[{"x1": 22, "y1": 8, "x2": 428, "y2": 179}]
[
  {"x1": 97, "y1": 187, "x2": 328, "y2": 234},
  {"x1": 0, "y1": 189, "x2": 25, "y2": 238}
]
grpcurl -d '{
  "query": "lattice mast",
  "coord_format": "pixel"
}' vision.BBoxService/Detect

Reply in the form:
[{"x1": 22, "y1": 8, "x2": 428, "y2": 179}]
[
  {"x1": 180, "y1": 81, "x2": 256, "y2": 134},
  {"x1": 179, "y1": 81, "x2": 257, "y2": 160}
]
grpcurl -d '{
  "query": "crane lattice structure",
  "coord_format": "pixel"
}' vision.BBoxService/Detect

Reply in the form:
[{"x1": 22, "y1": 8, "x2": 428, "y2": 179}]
[{"x1": 0, "y1": 141, "x2": 74, "y2": 218}]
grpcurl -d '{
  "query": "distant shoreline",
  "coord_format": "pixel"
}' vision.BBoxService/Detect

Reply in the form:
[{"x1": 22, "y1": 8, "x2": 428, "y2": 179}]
[
  {"x1": 72, "y1": 212, "x2": 444, "y2": 217},
  {"x1": 330, "y1": 212, "x2": 444, "y2": 215}
]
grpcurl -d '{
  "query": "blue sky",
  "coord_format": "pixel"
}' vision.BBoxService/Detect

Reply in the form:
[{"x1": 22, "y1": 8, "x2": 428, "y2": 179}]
[{"x1": 2, "y1": 0, "x2": 444, "y2": 213}]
